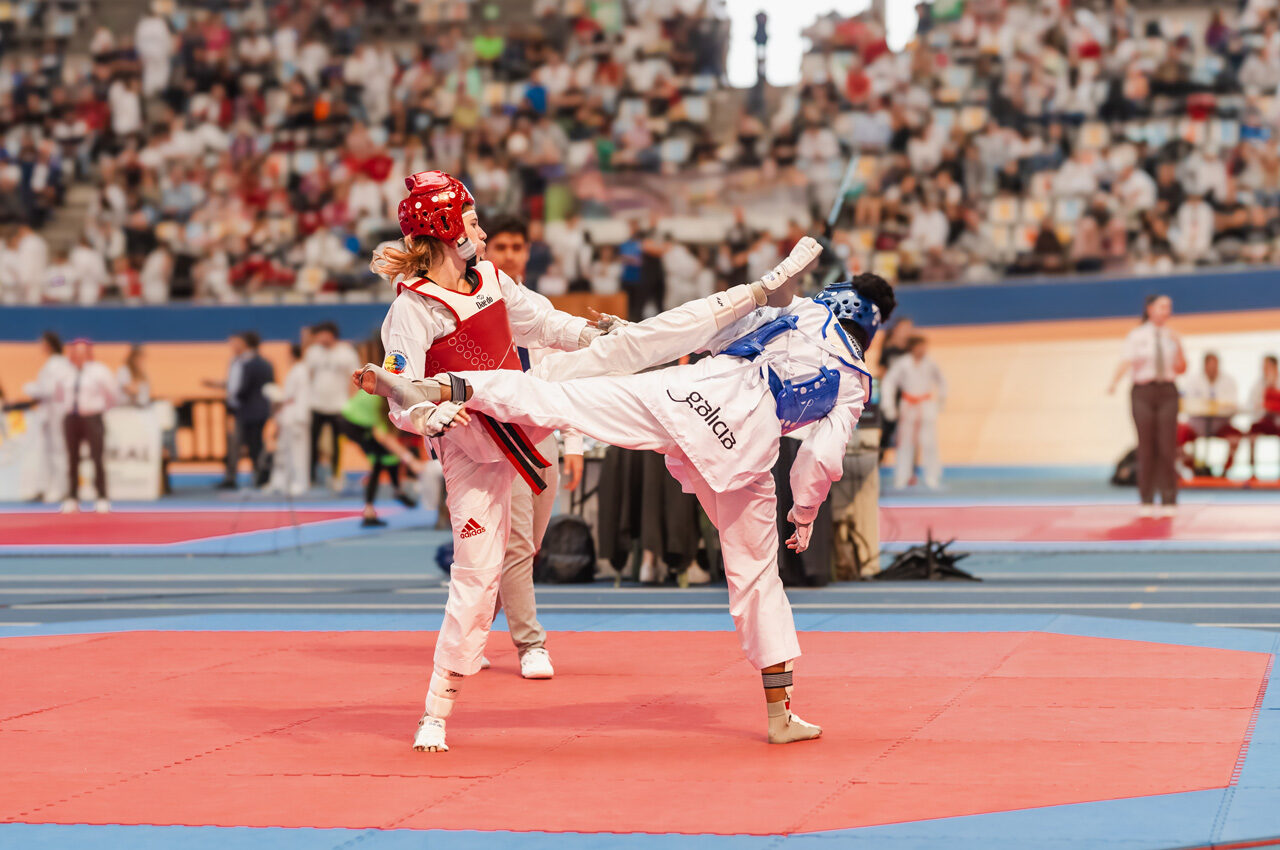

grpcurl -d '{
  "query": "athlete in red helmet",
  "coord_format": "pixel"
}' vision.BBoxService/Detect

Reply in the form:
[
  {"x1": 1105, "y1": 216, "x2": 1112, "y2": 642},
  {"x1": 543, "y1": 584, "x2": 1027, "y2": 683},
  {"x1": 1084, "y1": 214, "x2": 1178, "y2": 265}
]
[{"x1": 372, "y1": 171, "x2": 607, "y2": 752}]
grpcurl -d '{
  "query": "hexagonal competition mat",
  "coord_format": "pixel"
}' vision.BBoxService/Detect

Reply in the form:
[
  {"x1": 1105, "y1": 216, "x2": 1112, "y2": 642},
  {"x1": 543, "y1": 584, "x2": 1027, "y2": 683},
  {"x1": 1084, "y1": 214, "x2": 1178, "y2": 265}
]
[{"x1": 1, "y1": 627, "x2": 1273, "y2": 839}]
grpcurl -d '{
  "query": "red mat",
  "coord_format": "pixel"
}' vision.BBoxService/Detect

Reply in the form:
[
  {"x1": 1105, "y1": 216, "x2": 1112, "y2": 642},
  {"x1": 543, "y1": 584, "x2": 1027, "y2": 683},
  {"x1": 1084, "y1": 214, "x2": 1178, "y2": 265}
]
[
  {"x1": 881, "y1": 504, "x2": 1280, "y2": 543},
  {"x1": 0, "y1": 511, "x2": 359, "y2": 545},
  {"x1": 0, "y1": 630, "x2": 1268, "y2": 834}
]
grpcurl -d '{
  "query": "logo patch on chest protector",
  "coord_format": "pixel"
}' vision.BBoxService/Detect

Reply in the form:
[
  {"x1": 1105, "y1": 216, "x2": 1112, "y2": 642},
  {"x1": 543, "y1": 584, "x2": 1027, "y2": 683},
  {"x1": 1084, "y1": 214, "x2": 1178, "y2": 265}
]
[
  {"x1": 475, "y1": 294, "x2": 494, "y2": 309},
  {"x1": 665, "y1": 390, "x2": 737, "y2": 450}
]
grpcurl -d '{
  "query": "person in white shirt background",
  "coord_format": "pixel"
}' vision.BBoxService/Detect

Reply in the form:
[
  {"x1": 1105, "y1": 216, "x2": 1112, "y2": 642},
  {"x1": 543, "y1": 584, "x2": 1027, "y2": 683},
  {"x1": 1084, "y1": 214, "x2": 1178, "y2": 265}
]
[
  {"x1": 881, "y1": 335, "x2": 947, "y2": 490},
  {"x1": 1178, "y1": 351, "x2": 1243, "y2": 475},
  {"x1": 3, "y1": 223, "x2": 49, "y2": 305},
  {"x1": 53, "y1": 339, "x2": 120, "y2": 513},
  {"x1": 22, "y1": 332, "x2": 73, "y2": 504},
  {"x1": 266, "y1": 343, "x2": 312, "y2": 498},
  {"x1": 305, "y1": 321, "x2": 360, "y2": 491},
  {"x1": 1109, "y1": 294, "x2": 1187, "y2": 516},
  {"x1": 116, "y1": 345, "x2": 151, "y2": 407}
]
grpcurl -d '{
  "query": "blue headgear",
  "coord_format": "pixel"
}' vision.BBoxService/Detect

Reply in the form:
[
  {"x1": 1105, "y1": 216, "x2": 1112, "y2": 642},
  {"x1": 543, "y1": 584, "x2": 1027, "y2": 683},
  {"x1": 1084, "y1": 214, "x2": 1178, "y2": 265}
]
[{"x1": 814, "y1": 280, "x2": 882, "y2": 345}]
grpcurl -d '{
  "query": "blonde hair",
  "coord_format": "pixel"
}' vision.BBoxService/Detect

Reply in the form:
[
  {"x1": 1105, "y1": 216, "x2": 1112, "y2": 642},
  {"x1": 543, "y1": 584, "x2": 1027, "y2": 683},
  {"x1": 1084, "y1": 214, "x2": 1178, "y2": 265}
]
[{"x1": 370, "y1": 236, "x2": 446, "y2": 281}]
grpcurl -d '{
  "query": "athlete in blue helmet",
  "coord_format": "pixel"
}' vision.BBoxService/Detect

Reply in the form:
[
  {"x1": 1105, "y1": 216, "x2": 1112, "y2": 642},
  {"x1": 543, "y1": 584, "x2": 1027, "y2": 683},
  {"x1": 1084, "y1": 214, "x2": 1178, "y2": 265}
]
[{"x1": 357, "y1": 239, "x2": 896, "y2": 744}]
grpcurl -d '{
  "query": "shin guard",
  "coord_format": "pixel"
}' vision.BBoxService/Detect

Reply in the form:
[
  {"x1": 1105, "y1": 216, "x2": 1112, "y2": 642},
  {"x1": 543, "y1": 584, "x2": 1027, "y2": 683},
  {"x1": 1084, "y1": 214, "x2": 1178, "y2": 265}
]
[{"x1": 425, "y1": 666, "x2": 465, "y2": 718}]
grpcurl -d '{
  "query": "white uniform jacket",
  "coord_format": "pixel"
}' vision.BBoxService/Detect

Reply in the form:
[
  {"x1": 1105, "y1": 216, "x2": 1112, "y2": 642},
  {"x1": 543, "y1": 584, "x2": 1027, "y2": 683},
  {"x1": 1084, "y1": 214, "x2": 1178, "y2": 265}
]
[
  {"x1": 657, "y1": 297, "x2": 870, "y2": 504},
  {"x1": 380, "y1": 260, "x2": 588, "y2": 463}
]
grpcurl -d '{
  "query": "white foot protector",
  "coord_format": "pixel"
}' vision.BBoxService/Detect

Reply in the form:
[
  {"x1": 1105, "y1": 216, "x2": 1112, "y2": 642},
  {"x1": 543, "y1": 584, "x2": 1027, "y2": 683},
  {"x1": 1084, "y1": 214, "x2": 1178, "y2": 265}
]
[
  {"x1": 479, "y1": 655, "x2": 491, "y2": 670},
  {"x1": 767, "y1": 701, "x2": 822, "y2": 744},
  {"x1": 520, "y1": 647, "x2": 554, "y2": 679},
  {"x1": 357, "y1": 363, "x2": 442, "y2": 408},
  {"x1": 413, "y1": 714, "x2": 448, "y2": 752}
]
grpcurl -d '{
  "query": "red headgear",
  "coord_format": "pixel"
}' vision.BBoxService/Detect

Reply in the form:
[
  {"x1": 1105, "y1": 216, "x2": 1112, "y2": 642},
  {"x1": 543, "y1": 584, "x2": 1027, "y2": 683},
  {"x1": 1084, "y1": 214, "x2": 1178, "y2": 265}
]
[{"x1": 397, "y1": 171, "x2": 475, "y2": 243}]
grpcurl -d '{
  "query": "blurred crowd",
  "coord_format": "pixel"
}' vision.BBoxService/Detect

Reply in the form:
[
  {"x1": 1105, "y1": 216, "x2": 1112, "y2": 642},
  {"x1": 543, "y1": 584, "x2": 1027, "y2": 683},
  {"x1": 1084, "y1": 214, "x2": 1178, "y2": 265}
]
[
  {"x1": 11, "y1": 0, "x2": 1280, "y2": 305},
  {"x1": 798, "y1": 0, "x2": 1280, "y2": 282},
  {"x1": 1, "y1": 0, "x2": 733, "y2": 304}
]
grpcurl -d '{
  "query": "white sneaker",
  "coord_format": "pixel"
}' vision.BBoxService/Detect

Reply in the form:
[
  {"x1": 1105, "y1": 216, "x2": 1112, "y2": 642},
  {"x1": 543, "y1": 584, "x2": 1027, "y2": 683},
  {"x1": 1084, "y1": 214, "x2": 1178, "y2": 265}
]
[
  {"x1": 479, "y1": 655, "x2": 491, "y2": 670},
  {"x1": 1138, "y1": 505, "x2": 1156, "y2": 518},
  {"x1": 520, "y1": 647, "x2": 554, "y2": 679},
  {"x1": 94, "y1": 499, "x2": 111, "y2": 514},
  {"x1": 412, "y1": 714, "x2": 448, "y2": 752},
  {"x1": 684, "y1": 562, "x2": 712, "y2": 585},
  {"x1": 42, "y1": 492, "x2": 61, "y2": 504},
  {"x1": 1159, "y1": 504, "x2": 1177, "y2": 519},
  {"x1": 60, "y1": 499, "x2": 78, "y2": 514}
]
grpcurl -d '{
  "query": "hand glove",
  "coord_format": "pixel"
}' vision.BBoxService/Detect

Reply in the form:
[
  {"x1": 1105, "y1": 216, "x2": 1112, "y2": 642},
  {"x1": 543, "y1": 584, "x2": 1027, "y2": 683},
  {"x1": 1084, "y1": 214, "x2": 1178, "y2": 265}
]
[
  {"x1": 595, "y1": 313, "x2": 627, "y2": 334},
  {"x1": 785, "y1": 504, "x2": 818, "y2": 553},
  {"x1": 409, "y1": 400, "x2": 468, "y2": 437},
  {"x1": 758, "y1": 237, "x2": 823, "y2": 295}
]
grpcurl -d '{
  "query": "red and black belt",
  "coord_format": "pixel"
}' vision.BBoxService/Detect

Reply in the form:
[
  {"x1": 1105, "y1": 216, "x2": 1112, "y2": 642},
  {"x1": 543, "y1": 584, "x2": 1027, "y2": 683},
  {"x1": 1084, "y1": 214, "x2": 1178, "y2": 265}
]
[{"x1": 477, "y1": 414, "x2": 551, "y2": 494}]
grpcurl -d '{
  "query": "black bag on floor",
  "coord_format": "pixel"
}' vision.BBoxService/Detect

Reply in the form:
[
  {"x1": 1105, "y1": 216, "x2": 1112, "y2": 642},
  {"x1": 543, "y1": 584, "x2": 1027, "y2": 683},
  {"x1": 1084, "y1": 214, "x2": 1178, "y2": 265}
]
[
  {"x1": 1111, "y1": 447, "x2": 1138, "y2": 487},
  {"x1": 534, "y1": 515, "x2": 597, "y2": 584}
]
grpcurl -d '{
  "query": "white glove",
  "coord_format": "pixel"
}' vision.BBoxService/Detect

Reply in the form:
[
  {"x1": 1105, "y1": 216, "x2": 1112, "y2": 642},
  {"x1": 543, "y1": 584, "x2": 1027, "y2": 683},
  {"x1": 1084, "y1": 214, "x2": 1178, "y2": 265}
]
[
  {"x1": 758, "y1": 237, "x2": 823, "y2": 295},
  {"x1": 595, "y1": 312, "x2": 627, "y2": 333},
  {"x1": 409, "y1": 400, "x2": 468, "y2": 437},
  {"x1": 785, "y1": 505, "x2": 819, "y2": 553}
]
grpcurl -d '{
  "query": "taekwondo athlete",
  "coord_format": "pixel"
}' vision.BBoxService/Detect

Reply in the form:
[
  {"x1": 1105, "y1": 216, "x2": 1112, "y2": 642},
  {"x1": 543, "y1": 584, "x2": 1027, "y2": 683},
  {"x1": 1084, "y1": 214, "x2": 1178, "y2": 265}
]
[
  {"x1": 372, "y1": 170, "x2": 611, "y2": 753},
  {"x1": 358, "y1": 242, "x2": 896, "y2": 745}
]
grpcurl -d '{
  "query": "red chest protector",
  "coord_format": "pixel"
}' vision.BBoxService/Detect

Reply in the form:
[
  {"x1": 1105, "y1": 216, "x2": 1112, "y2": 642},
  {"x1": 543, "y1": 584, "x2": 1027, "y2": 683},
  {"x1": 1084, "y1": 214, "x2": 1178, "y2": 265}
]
[
  {"x1": 399, "y1": 261, "x2": 551, "y2": 492},
  {"x1": 400, "y1": 261, "x2": 523, "y2": 374}
]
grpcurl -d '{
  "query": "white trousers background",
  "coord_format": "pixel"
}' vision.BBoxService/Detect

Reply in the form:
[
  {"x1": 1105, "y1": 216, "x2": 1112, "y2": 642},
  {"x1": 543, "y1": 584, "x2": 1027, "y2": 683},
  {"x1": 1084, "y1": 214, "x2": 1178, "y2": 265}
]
[
  {"x1": 38, "y1": 415, "x2": 68, "y2": 501},
  {"x1": 463, "y1": 369, "x2": 800, "y2": 669},
  {"x1": 494, "y1": 434, "x2": 556, "y2": 654},
  {"x1": 893, "y1": 399, "x2": 941, "y2": 489},
  {"x1": 435, "y1": 440, "x2": 517, "y2": 676},
  {"x1": 269, "y1": 421, "x2": 311, "y2": 496}
]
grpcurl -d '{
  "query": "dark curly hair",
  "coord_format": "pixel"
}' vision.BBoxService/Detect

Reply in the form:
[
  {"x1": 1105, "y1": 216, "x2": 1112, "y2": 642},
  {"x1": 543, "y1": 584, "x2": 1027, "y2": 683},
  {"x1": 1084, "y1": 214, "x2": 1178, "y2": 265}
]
[
  {"x1": 838, "y1": 273, "x2": 897, "y2": 350},
  {"x1": 851, "y1": 272, "x2": 896, "y2": 324}
]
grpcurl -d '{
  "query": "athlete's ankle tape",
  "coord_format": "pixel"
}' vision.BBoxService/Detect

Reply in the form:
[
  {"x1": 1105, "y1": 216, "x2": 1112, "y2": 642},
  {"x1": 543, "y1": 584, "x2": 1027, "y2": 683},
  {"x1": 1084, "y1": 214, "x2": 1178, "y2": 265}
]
[
  {"x1": 762, "y1": 670, "x2": 794, "y2": 690},
  {"x1": 447, "y1": 373, "x2": 468, "y2": 403}
]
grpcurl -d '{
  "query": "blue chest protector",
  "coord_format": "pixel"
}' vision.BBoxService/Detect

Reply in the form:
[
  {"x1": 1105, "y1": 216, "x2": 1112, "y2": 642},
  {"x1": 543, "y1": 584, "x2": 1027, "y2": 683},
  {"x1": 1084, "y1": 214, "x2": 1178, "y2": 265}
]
[{"x1": 722, "y1": 313, "x2": 843, "y2": 435}]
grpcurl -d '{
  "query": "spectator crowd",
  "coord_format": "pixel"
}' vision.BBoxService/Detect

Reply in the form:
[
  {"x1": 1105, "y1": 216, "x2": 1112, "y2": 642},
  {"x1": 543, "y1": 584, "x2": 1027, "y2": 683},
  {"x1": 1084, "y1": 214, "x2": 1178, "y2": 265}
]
[{"x1": 8, "y1": 0, "x2": 1280, "y2": 306}]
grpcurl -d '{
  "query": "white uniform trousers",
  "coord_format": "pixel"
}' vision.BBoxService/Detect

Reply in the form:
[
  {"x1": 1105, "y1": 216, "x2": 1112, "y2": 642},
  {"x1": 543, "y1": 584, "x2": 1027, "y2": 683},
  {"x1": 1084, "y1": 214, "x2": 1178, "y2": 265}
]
[
  {"x1": 38, "y1": 413, "x2": 68, "y2": 501},
  {"x1": 462, "y1": 369, "x2": 800, "y2": 669},
  {"x1": 494, "y1": 434, "x2": 556, "y2": 654},
  {"x1": 435, "y1": 439, "x2": 517, "y2": 675},
  {"x1": 894, "y1": 398, "x2": 941, "y2": 489},
  {"x1": 269, "y1": 421, "x2": 311, "y2": 496}
]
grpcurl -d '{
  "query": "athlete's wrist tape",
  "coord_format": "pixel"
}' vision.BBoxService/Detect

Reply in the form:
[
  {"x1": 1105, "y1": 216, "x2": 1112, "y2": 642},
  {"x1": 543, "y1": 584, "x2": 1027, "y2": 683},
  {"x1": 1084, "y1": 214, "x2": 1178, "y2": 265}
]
[
  {"x1": 447, "y1": 373, "x2": 469, "y2": 403},
  {"x1": 761, "y1": 670, "x2": 794, "y2": 690}
]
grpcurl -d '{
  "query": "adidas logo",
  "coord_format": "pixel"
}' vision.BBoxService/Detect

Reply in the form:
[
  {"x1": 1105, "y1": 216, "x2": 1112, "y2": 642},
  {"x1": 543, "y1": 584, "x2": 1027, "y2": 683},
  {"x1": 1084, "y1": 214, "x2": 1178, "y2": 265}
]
[{"x1": 459, "y1": 518, "x2": 486, "y2": 538}]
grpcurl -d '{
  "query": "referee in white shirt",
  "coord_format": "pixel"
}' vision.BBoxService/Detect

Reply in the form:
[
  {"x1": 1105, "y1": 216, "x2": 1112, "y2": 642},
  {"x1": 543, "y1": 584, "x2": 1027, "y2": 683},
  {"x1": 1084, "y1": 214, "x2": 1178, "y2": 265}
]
[
  {"x1": 55, "y1": 339, "x2": 120, "y2": 513},
  {"x1": 1109, "y1": 295, "x2": 1186, "y2": 516}
]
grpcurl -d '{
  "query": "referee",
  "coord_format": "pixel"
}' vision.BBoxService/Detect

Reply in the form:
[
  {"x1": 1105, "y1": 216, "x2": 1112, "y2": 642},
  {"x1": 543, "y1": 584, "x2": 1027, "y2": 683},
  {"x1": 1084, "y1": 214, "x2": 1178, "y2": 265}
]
[
  {"x1": 1109, "y1": 294, "x2": 1186, "y2": 517},
  {"x1": 55, "y1": 339, "x2": 120, "y2": 514}
]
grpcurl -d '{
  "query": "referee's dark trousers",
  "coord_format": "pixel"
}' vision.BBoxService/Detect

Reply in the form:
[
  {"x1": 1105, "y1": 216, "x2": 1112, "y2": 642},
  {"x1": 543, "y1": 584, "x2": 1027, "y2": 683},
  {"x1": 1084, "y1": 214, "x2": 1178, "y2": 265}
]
[
  {"x1": 64, "y1": 412, "x2": 107, "y2": 500},
  {"x1": 1131, "y1": 381, "x2": 1178, "y2": 505}
]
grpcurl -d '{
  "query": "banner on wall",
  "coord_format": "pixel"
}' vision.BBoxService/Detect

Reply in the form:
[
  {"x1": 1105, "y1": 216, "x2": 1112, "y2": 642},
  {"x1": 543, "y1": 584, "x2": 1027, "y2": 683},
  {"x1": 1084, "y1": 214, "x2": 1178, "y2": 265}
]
[
  {"x1": 71, "y1": 407, "x2": 163, "y2": 501},
  {"x1": 0, "y1": 409, "x2": 42, "y2": 501}
]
